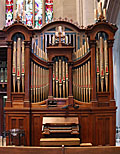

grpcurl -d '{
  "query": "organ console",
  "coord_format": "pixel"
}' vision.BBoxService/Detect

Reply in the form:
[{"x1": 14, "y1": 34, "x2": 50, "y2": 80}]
[{"x1": 2, "y1": 9, "x2": 117, "y2": 146}]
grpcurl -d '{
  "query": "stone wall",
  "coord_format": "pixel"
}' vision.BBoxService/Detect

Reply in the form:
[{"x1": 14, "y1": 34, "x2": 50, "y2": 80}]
[
  {"x1": 82, "y1": 0, "x2": 94, "y2": 27},
  {"x1": 53, "y1": 0, "x2": 94, "y2": 27},
  {"x1": 0, "y1": 0, "x2": 5, "y2": 30},
  {"x1": 53, "y1": 0, "x2": 77, "y2": 22}
]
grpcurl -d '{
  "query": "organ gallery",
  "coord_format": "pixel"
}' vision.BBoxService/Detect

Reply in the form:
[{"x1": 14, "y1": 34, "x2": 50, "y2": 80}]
[{"x1": 0, "y1": 11, "x2": 117, "y2": 146}]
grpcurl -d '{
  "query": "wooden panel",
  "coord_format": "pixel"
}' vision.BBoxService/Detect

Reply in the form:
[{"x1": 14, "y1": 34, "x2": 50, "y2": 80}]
[
  {"x1": 95, "y1": 115, "x2": 113, "y2": 146},
  {"x1": 105, "y1": 118, "x2": 110, "y2": 145},
  {"x1": 79, "y1": 114, "x2": 92, "y2": 143},
  {"x1": 65, "y1": 147, "x2": 120, "y2": 154},
  {"x1": 32, "y1": 114, "x2": 42, "y2": 146},
  {"x1": 11, "y1": 119, "x2": 16, "y2": 129},
  {"x1": 1, "y1": 146, "x2": 120, "y2": 154},
  {"x1": 19, "y1": 119, "x2": 24, "y2": 129},
  {"x1": 0, "y1": 147, "x2": 63, "y2": 154},
  {"x1": 6, "y1": 113, "x2": 30, "y2": 145}
]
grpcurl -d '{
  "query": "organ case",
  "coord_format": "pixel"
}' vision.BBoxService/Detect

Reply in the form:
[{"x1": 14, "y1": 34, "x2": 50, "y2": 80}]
[{"x1": 3, "y1": 17, "x2": 117, "y2": 146}]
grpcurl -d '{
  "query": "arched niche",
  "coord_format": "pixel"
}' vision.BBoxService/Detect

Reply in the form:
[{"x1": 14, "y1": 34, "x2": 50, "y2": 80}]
[
  {"x1": 86, "y1": 22, "x2": 117, "y2": 40},
  {"x1": 3, "y1": 22, "x2": 32, "y2": 41}
]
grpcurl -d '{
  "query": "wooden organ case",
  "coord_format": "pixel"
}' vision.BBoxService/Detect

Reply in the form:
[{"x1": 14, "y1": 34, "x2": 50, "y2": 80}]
[{"x1": 3, "y1": 16, "x2": 117, "y2": 146}]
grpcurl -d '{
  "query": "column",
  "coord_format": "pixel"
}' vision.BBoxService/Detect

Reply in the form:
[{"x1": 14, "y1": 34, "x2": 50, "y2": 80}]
[
  {"x1": 108, "y1": 39, "x2": 115, "y2": 106},
  {"x1": 24, "y1": 41, "x2": 31, "y2": 107},
  {"x1": 68, "y1": 63, "x2": 73, "y2": 105},
  {"x1": 6, "y1": 41, "x2": 12, "y2": 107},
  {"x1": 90, "y1": 40, "x2": 97, "y2": 106},
  {"x1": 48, "y1": 63, "x2": 53, "y2": 99}
]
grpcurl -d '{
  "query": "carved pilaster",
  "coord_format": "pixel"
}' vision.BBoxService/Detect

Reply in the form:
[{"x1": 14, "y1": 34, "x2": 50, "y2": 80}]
[
  {"x1": 48, "y1": 62, "x2": 53, "y2": 99},
  {"x1": 24, "y1": 41, "x2": 31, "y2": 107},
  {"x1": 90, "y1": 40, "x2": 98, "y2": 106},
  {"x1": 6, "y1": 41, "x2": 13, "y2": 107},
  {"x1": 108, "y1": 39, "x2": 115, "y2": 106},
  {"x1": 68, "y1": 62, "x2": 74, "y2": 105}
]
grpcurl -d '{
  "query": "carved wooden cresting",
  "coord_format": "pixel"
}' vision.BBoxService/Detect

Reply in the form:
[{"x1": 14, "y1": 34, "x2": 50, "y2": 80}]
[{"x1": 3, "y1": 10, "x2": 117, "y2": 146}]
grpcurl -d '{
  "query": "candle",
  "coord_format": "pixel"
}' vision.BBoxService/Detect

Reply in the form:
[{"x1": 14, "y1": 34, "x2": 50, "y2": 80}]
[
  {"x1": 98, "y1": 2, "x2": 102, "y2": 17},
  {"x1": 82, "y1": 44, "x2": 85, "y2": 56},
  {"x1": 55, "y1": 32, "x2": 58, "y2": 37},
  {"x1": 84, "y1": 41, "x2": 87, "y2": 53},
  {"x1": 62, "y1": 32, "x2": 65, "y2": 37},
  {"x1": 18, "y1": 4, "x2": 21, "y2": 17},
  {"x1": 94, "y1": 9, "x2": 98, "y2": 22},
  {"x1": 13, "y1": 10, "x2": 17, "y2": 21},
  {"x1": 65, "y1": 35, "x2": 68, "y2": 44},
  {"x1": 87, "y1": 37, "x2": 89, "y2": 52},
  {"x1": 58, "y1": 26, "x2": 62, "y2": 33},
  {"x1": 23, "y1": 10, "x2": 26, "y2": 23},
  {"x1": 103, "y1": 8, "x2": 106, "y2": 20},
  {"x1": 52, "y1": 35, "x2": 55, "y2": 44}
]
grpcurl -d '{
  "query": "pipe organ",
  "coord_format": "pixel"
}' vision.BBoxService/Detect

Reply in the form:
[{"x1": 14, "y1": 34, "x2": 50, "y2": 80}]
[
  {"x1": 95, "y1": 32, "x2": 109, "y2": 92},
  {"x1": 31, "y1": 61, "x2": 49, "y2": 103},
  {"x1": 12, "y1": 36, "x2": 25, "y2": 92},
  {"x1": 52, "y1": 57, "x2": 69, "y2": 98},
  {"x1": 4, "y1": 16, "x2": 117, "y2": 146},
  {"x1": 73, "y1": 37, "x2": 90, "y2": 61},
  {"x1": 32, "y1": 40, "x2": 48, "y2": 61},
  {"x1": 73, "y1": 60, "x2": 91, "y2": 102}
]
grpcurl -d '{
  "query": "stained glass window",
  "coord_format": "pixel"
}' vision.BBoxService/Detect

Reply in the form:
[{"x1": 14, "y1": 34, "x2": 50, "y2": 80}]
[
  {"x1": 25, "y1": 0, "x2": 33, "y2": 26},
  {"x1": 45, "y1": 0, "x2": 53, "y2": 23},
  {"x1": 16, "y1": 0, "x2": 24, "y2": 19},
  {"x1": 6, "y1": 0, "x2": 13, "y2": 26},
  {"x1": 35, "y1": 0, "x2": 42, "y2": 28},
  {"x1": 5, "y1": 0, "x2": 53, "y2": 28}
]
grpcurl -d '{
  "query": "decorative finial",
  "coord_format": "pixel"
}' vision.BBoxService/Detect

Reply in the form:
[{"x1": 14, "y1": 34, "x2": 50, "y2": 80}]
[
  {"x1": 94, "y1": 2, "x2": 107, "y2": 23},
  {"x1": 16, "y1": 15, "x2": 22, "y2": 23}
]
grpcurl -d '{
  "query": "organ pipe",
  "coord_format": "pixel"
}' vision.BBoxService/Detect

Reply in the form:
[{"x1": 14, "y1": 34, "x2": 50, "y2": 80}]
[
  {"x1": 40, "y1": 67, "x2": 42, "y2": 101},
  {"x1": 31, "y1": 61, "x2": 49, "y2": 103},
  {"x1": 83, "y1": 65, "x2": 86, "y2": 102},
  {"x1": 88, "y1": 61, "x2": 91, "y2": 102},
  {"x1": 22, "y1": 41, "x2": 25, "y2": 92},
  {"x1": 12, "y1": 38, "x2": 25, "y2": 93},
  {"x1": 76, "y1": 67, "x2": 78, "y2": 99},
  {"x1": 96, "y1": 40, "x2": 100, "y2": 92},
  {"x1": 73, "y1": 60, "x2": 91, "y2": 102},
  {"x1": 66, "y1": 62, "x2": 69, "y2": 97},
  {"x1": 100, "y1": 37, "x2": 104, "y2": 92},
  {"x1": 63, "y1": 60, "x2": 65, "y2": 98},
  {"x1": 53, "y1": 64, "x2": 55, "y2": 97},
  {"x1": 52, "y1": 57, "x2": 69, "y2": 98},
  {"x1": 13, "y1": 41, "x2": 16, "y2": 92},
  {"x1": 96, "y1": 33, "x2": 109, "y2": 92},
  {"x1": 56, "y1": 60, "x2": 58, "y2": 97},
  {"x1": 104, "y1": 40, "x2": 109, "y2": 92},
  {"x1": 81, "y1": 66, "x2": 83, "y2": 101},
  {"x1": 86, "y1": 63, "x2": 88, "y2": 102},
  {"x1": 59, "y1": 59, "x2": 62, "y2": 98},
  {"x1": 17, "y1": 38, "x2": 21, "y2": 92}
]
